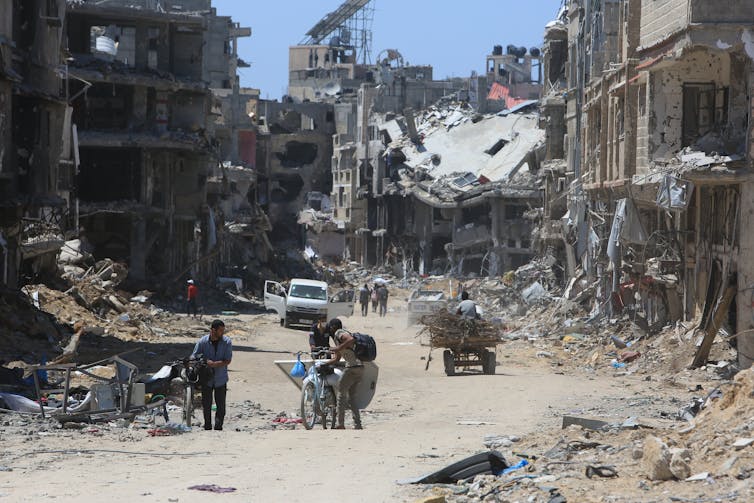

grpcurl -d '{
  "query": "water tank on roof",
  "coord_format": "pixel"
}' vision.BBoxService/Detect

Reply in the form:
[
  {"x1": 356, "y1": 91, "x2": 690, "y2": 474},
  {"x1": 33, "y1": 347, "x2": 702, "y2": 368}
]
[
  {"x1": 493, "y1": 45, "x2": 503, "y2": 56},
  {"x1": 329, "y1": 36, "x2": 341, "y2": 47},
  {"x1": 506, "y1": 44, "x2": 517, "y2": 55},
  {"x1": 517, "y1": 46, "x2": 527, "y2": 58},
  {"x1": 530, "y1": 47, "x2": 541, "y2": 58},
  {"x1": 95, "y1": 36, "x2": 117, "y2": 56}
]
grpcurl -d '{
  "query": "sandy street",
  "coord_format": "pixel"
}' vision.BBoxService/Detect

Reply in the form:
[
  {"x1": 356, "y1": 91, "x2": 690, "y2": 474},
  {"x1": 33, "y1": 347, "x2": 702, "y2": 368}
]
[{"x1": 0, "y1": 294, "x2": 663, "y2": 503}]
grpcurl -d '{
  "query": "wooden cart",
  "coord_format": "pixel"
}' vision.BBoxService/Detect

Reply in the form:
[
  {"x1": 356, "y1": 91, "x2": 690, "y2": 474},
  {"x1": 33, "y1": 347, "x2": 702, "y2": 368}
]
[
  {"x1": 439, "y1": 339, "x2": 498, "y2": 376},
  {"x1": 420, "y1": 312, "x2": 502, "y2": 376}
]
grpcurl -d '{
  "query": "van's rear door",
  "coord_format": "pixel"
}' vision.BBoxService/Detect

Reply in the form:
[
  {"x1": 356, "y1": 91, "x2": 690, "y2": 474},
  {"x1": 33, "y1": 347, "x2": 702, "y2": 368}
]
[
  {"x1": 328, "y1": 289, "x2": 355, "y2": 318},
  {"x1": 264, "y1": 280, "x2": 286, "y2": 319}
]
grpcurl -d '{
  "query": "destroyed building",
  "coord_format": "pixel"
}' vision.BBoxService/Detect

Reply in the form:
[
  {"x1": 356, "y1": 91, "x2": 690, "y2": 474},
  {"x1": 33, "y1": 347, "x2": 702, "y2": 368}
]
[
  {"x1": 64, "y1": 0, "x2": 253, "y2": 285},
  {"x1": 0, "y1": 0, "x2": 70, "y2": 288},
  {"x1": 256, "y1": 100, "x2": 336, "y2": 244},
  {"x1": 323, "y1": 42, "x2": 543, "y2": 273},
  {"x1": 546, "y1": 0, "x2": 754, "y2": 368}
]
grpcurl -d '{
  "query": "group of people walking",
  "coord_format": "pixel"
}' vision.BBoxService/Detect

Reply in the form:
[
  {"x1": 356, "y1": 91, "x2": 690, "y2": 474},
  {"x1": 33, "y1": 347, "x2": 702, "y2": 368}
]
[{"x1": 358, "y1": 282, "x2": 389, "y2": 317}]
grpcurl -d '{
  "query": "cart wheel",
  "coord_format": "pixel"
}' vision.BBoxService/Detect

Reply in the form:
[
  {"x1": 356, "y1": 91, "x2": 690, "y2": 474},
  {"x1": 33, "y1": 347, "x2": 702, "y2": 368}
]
[
  {"x1": 483, "y1": 350, "x2": 496, "y2": 375},
  {"x1": 443, "y1": 350, "x2": 456, "y2": 376}
]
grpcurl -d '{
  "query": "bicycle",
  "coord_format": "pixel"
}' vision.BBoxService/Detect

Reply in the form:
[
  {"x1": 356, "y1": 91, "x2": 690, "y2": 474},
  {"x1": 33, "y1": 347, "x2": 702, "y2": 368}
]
[{"x1": 299, "y1": 348, "x2": 340, "y2": 430}]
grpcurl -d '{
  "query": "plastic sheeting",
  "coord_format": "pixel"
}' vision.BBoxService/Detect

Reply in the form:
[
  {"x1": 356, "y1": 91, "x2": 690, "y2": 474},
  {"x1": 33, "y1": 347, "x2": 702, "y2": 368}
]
[{"x1": 657, "y1": 175, "x2": 694, "y2": 210}]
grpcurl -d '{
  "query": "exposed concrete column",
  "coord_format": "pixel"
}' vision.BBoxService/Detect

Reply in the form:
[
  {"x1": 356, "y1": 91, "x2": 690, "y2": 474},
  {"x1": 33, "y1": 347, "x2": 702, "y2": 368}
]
[
  {"x1": 132, "y1": 86, "x2": 148, "y2": 131},
  {"x1": 130, "y1": 216, "x2": 147, "y2": 282},
  {"x1": 134, "y1": 23, "x2": 148, "y2": 70},
  {"x1": 738, "y1": 180, "x2": 754, "y2": 369}
]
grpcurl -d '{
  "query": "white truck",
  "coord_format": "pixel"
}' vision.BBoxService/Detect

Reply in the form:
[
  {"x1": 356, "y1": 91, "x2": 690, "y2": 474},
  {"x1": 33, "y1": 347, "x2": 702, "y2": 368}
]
[{"x1": 264, "y1": 278, "x2": 354, "y2": 328}]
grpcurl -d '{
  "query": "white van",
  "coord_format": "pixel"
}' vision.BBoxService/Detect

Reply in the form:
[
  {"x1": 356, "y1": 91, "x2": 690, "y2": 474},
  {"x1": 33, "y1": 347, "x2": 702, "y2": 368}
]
[{"x1": 264, "y1": 278, "x2": 354, "y2": 328}]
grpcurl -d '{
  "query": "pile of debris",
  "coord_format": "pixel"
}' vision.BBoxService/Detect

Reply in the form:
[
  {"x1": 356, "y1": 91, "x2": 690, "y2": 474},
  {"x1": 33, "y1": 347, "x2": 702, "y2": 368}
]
[
  {"x1": 410, "y1": 367, "x2": 754, "y2": 502},
  {"x1": 420, "y1": 311, "x2": 502, "y2": 347}
]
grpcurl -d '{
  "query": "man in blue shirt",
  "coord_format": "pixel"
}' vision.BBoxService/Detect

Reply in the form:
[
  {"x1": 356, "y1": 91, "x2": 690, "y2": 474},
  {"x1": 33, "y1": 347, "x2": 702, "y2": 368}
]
[{"x1": 192, "y1": 319, "x2": 232, "y2": 430}]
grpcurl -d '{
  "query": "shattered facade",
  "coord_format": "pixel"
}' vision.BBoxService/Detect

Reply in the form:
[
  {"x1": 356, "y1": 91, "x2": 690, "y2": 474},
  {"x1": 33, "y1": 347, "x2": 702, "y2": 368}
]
[
  {"x1": 64, "y1": 0, "x2": 257, "y2": 286},
  {"x1": 549, "y1": 0, "x2": 754, "y2": 368},
  {"x1": 0, "y1": 0, "x2": 261, "y2": 290},
  {"x1": 0, "y1": 0, "x2": 69, "y2": 288}
]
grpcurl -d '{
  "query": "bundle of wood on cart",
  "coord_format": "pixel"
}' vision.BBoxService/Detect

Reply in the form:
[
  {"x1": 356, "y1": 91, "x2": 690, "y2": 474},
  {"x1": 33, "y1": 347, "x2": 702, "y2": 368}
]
[{"x1": 419, "y1": 310, "x2": 502, "y2": 347}]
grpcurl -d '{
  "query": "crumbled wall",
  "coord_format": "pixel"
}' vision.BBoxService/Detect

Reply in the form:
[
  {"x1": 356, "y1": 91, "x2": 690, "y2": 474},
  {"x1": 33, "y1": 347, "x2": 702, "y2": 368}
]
[{"x1": 649, "y1": 49, "x2": 730, "y2": 160}]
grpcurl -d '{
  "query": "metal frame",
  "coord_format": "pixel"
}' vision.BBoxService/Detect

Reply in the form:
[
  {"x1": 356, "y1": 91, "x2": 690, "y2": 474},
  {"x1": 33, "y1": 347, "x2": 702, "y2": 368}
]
[{"x1": 28, "y1": 352, "x2": 168, "y2": 422}]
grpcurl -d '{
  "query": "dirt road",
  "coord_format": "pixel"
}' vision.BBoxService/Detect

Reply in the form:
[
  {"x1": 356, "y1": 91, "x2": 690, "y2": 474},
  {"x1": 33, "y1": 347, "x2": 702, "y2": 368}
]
[{"x1": 1, "y1": 297, "x2": 671, "y2": 502}]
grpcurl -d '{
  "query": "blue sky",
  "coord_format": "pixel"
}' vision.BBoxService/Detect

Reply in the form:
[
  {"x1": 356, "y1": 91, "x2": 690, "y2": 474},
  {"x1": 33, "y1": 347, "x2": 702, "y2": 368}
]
[{"x1": 212, "y1": 0, "x2": 565, "y2": 100}]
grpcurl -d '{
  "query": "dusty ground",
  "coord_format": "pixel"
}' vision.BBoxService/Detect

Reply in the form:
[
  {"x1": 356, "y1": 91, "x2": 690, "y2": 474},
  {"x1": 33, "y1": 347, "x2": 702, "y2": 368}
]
[{"x1": 0, "y1": 293, "x2": 750, "y2": 502}]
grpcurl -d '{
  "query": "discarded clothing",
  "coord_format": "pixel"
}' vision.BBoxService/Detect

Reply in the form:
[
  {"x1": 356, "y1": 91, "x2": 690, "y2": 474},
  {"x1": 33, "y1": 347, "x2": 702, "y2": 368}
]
[
  {"x1": 188, "y1": 484, "x2": 236, "y2": 493},
  {"x1": 272, "y1": 417, "x2": 302, "y2": 424}
]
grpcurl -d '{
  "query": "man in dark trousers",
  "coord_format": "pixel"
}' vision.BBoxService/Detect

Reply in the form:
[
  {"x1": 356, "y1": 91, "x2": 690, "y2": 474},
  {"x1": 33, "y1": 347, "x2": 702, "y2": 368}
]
[
  {"x1": 377, "y1": 283, "x2": 389, "y2": 317},
  {"x1": 358, "y1": 283, "x2": 371, "y2": 316},
  {"x1": 192, "y1": 319, "x2": 232, "y2": 430}
]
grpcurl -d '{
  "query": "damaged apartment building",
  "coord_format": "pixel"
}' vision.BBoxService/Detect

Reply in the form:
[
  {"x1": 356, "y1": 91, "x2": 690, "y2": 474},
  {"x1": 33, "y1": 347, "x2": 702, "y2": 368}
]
[
  {"x1": 545, "y1": 0, "x2": 754, "y2": 367},
  {"x1": 323, "y1": 43, "x2": 544, "y2": 275},
  {"x1": 65, "y1": 0, "x2": 255, "y2": 285},
  {"x1": 0, "y1": 0, "x2": 70, "y2": 288}
]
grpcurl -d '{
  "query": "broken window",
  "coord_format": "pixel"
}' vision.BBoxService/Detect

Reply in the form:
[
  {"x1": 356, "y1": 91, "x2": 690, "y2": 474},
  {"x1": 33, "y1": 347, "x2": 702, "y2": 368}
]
[
  {"x1": 275, "y1": 142, "x2": 318, "y2": 168},
  {"x1": 682, "y1": 83, "x2": 729, "y2": 147},
  {"x1": 77, "y1": 148, "x2": 141, "y2": 202}
]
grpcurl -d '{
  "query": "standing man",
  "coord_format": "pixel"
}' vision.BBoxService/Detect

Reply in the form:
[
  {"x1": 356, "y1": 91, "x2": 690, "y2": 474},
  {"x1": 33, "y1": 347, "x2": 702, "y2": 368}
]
[
  {"x1": 358, "y1": 283, "x2": 371, "y2": 317},
  {"x1": 309, "y1": 316, "x2": 332, "y2": 353},
  {"x1": 186, "y1": 279, "x2": 198, "y2": 318},
  {"x1": 371, "y1": 284, "x2": 379, "y2": 313},
  {"x1": 377, "y1": 283, "x2": 389, "y2": 317},
  {"x1": 323, "y1": 318, "x2": 364, "y2": 429},
  {"x1": 192, "y1": 319, "x2": 232, "y2": 431}
]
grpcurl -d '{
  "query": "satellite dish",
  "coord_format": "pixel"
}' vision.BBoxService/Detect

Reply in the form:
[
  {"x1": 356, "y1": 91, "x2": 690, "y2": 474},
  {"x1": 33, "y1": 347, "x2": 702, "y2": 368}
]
[{"x1": 322, "y1": 81, "x2": 342, "y2": 96}]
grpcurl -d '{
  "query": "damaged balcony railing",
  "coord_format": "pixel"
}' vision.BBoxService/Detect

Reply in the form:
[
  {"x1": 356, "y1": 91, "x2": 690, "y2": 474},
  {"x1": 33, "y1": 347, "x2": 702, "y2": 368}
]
[{"x1": 26, "y1": 352, "x2": 168, "y2": 423}]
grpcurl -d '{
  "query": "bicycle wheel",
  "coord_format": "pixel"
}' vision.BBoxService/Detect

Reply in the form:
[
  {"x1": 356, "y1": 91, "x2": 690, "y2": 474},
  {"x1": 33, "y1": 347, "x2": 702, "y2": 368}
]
[
  {"x1": 300, "y1": 382, "x2": 317, "y2": 430},
  {"x1": 322, "y1": 387, "x2": 336, "y2": 429},
  {"x1": 183, "y1": 385, "x2": 194, "y2": 427}
]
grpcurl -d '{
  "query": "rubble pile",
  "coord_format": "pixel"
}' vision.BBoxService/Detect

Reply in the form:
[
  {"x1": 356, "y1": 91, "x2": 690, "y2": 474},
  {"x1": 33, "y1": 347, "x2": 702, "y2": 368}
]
[
  {"x1": 414, "y1": 369, "x2": 754, "y2": 502},
  {"x1": 0, "y1": 287, "x2": 63, "y2": 355},
  {"x1": 22, "y1": 260, "x2": 174, "y2": 341},
  {"x1": 420, "y1": 311, "x2": 502, "y2": 347}
]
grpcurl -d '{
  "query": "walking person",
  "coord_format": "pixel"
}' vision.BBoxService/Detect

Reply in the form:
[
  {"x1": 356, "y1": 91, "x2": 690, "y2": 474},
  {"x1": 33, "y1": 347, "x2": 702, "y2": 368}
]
[
  {"x1": 192, "y1": 319, "x2": 232, "y2": 431},
  {"x1": 377, "y1": 283, "x2": 389, "y2": 317},
  {"x1": 323, "y1": 319, "x2": 364, "y2": 429},
  {"x1": 358, "y1": 283, "x2": 371, "y2": 316},
  {"x1": 186, "y1": 279, "x2": 198, "y2": 318},
  {"x1": 371, "y1": 284, "x2": 378, "y2": 313}
]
